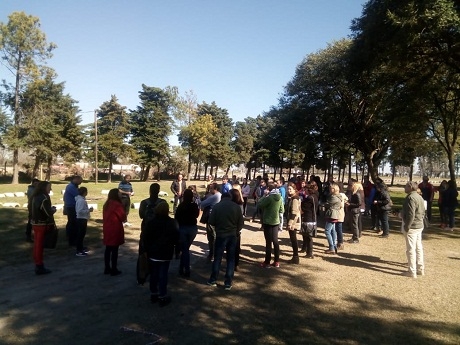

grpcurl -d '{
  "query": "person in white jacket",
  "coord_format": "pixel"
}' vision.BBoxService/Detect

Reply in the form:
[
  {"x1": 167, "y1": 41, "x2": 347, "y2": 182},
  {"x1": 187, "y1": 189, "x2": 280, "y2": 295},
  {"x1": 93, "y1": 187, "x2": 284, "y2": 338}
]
[{"x1": 75, "y1": 187, "x2": 93, "y2": 256}]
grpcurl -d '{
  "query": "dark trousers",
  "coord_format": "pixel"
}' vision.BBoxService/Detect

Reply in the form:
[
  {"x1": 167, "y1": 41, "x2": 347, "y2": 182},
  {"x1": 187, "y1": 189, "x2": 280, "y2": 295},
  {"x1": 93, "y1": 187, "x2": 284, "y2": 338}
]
[
  {"x1": 371, "y1": 205, "x2": 380, "y2": 229},
  {"x1": 425, "y1": 201, "x2": 432, "y2": 222},
  {"x1": 66, "y1": 207, "x2": 78, "y2": 246},
  {"x1": 26, "y1": 218, "x2": 32, "y2": 239},
  {"x1": 288, "y1": 230, "x2": 299, "y2": 256},
  {"x1": 351, "y1": 212, "x2": 360, "y2": 240},
  {"x1": 235, "y1": 235, "x2": 241, "y2": 267},
  {"x1": 76, "y1": 218, "x2": 88, "y2": 252},
  {"x1": 149, "y1": 260, "x2": 171, "y2": 297},
  {"x1": 242, "y1": 197, "x2": 248, "y2": 216},
  {"x1": 263, "y1": 224, "x2": 280, "y2": 264},
  {"x1": 378, "y1": 210, "x2": 390, "y2": 236},
  {"x1": 121, "y1": 197, "x2": 131, "y2": 218},
  {"x1": 301, "y1": 233, "x2": 314, "y2": 257},
  {"x1": 104, "y1": 245, "x2": 119, "y2": 271},
  {"x1": 206, "y1": 223, "x2": 216, "y2": 259}
]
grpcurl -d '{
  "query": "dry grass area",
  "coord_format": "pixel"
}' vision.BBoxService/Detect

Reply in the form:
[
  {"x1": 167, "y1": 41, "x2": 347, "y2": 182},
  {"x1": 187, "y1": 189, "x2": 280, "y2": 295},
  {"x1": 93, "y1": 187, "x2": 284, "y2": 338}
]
[{"x1": 0, "y1": 197, "x2": 459, "y2": 344}]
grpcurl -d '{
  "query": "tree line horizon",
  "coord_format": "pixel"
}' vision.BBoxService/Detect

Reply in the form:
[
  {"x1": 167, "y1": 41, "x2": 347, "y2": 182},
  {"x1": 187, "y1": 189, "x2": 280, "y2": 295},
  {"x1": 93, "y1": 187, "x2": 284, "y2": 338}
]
[{"x1": 1, "y1": 1, "x2": 459, "y2": 185}]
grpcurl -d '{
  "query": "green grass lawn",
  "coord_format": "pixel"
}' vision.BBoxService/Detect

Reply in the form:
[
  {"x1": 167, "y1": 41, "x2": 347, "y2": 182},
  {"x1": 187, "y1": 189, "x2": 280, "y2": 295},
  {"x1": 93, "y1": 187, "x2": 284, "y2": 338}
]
[{"x1": 0, "y1": 179, "x2": 204, "y2": 268}]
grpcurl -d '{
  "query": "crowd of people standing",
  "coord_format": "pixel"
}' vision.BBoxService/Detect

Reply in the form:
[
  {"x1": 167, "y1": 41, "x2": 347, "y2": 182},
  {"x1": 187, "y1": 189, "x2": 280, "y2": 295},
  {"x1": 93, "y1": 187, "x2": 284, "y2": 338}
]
[{"x1": 24, "y1": 172, "x2": 458, "y2": 305}]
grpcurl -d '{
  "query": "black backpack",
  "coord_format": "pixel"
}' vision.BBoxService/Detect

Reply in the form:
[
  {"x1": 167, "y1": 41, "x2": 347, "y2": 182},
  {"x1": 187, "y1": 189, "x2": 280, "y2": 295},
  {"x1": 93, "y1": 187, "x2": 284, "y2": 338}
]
[{"x1": 137, "y1": 198, "x2": 166, "y2": 285}]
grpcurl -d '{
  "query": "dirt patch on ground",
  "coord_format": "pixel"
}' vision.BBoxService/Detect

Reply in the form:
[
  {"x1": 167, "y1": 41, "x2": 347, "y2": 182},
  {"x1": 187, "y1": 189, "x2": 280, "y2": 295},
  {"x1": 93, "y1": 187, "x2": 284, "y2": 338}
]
[{"x1": 1, "y1": 208, "x2": 460, "y2": 344}]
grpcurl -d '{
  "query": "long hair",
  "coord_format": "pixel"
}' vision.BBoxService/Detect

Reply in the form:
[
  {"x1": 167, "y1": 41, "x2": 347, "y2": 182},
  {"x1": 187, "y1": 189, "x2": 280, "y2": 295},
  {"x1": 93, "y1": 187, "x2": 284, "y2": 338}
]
[
  {"x1": 287, "y1": 182, "x2": 299, "y2": 196},
  {"x1": 32, "y1": 181, "x2": 51, "y2": 198},
  {"x1": 103, "y1": 188, "x2": 121, "y2": 212},
  {"x1": 230, "y1": 189, "x2": 243, "y2": 205},
  {"x1": 182, "y1": 188, "x2": 194, "y2": 203}
]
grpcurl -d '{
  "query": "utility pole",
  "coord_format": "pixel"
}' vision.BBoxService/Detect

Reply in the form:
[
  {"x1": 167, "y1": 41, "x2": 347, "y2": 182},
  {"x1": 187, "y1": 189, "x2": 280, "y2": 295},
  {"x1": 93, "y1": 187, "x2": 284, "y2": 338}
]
[{"x1": 94, "y1": 109, "x2": 98, "y2": 184}]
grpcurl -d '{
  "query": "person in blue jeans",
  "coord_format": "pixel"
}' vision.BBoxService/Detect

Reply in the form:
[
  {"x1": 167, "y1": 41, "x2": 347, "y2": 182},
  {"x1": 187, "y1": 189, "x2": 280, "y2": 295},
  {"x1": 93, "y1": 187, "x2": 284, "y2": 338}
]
[
  {"x1": 207, "y1": 193, "x2": 244, "y2": 290},
  {"x1": 324, "y1": 182, "x2": 342, "y2": 254},
  {"x1": 174, "y1": 189, "x2": 200, "y2": 277}
]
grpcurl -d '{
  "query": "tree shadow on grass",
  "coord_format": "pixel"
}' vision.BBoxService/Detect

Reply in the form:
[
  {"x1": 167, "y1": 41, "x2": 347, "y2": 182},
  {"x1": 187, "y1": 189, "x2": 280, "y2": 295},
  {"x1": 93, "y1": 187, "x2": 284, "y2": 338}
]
[
  {"x1": 2, "y1": 207, "x2": 460, "y2": 345},
  {"x1": 321, "y1": 253, "x2": 407, "y2": 276}
]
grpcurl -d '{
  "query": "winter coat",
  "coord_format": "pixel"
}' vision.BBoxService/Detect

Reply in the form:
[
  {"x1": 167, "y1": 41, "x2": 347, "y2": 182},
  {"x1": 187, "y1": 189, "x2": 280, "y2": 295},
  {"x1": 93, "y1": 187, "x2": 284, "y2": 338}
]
[
  {"x1": 31, "y1": 194, "x2": 55, "y2": 225},
  {"x1": 348, "y1": 192, "x2": 362, "y2": 214},
  {"x1": 175, "y1": 201, "x2": 200, "y2": 227},
  {"x1": 374, "y1": 189, "x2": 392, "y2": 212},
  {"x1": 325, "y1": 194, "x2": 342, "y2": 221},
  {"x1": 402, "y1": 191, "x2": 425, "y2": 231},
  {"x1": 103, "y1": 200, "x2": 126, "y2": 246},
  {"x1": 143, "y1": 215, "x2": 179, "y2": 261},
  {"x1": 258, "y1": 192, "x2": 284, "y2": 225},
  {"x1": 301, "y1": 192, "x2": 319, "y2": 223},
  {"x1": 286, "y1": 195, "x2": 301, "y2": 230}
]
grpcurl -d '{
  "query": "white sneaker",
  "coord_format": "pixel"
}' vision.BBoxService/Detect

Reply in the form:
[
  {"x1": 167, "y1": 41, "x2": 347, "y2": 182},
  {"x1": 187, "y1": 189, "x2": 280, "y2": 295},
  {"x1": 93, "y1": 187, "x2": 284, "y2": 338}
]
[
  {"x1": 402, "y1": 271, "x2": 417, "y2": 278},
  {"x1": 123, "y1": 222, "x2": 132, "y2": 227}
]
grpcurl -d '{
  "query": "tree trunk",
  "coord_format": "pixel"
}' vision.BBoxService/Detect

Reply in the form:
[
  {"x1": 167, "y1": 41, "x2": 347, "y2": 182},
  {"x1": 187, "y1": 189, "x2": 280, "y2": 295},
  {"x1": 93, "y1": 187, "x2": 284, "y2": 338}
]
[
  {"x1": 33, "y1": 156, "x2": 40, "y2": 179},
  {"x1": 366, "y1": 150, "x2": 380, "y2": 184},
  {"x1": 447, "y1": 150, "x2": 457, "y2": 186},
  {"x1": 144, "y1": 164, "x2": 151, "y2": 181},
  {"x1": 391, "y1": 164, "x2": 395, "y2": 186},
  {"x1": 156, "y1": 163, "x2": 161, "y2": 181},
  {"x1": 46, "y1": 156, "x2": 52, "y2": 181},
  {"x1": 108, "y1": 160, "x2": 113, "y2": 183}
]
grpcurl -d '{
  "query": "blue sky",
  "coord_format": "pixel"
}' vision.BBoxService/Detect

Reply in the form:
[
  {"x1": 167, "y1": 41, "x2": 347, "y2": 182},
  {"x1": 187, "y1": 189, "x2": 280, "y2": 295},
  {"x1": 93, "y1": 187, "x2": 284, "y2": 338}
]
[{"x1": 1, "y1": 1, "x2": 366, "y2": 130}]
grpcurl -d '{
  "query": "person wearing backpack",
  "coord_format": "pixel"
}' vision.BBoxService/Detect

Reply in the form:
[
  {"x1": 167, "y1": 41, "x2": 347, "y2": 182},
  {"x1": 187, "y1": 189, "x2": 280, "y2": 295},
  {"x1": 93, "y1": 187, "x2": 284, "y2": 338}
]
[
  {"x1": 138, "y1": 183, "x2": 167, "y2": 285},
  {"x1": 143, "y1": 201, "x2": 179, "y2": 307},
  {"x1": 139, "y1": 183, "x2": 166, "y2": 231}
]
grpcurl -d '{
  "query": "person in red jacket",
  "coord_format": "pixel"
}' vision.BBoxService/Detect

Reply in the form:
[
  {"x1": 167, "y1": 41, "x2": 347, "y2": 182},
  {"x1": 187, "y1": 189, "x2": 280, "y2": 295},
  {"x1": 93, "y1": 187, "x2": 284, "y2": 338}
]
[{"x1": 103, "y1": 188, "x2": 126, "y2": 276}]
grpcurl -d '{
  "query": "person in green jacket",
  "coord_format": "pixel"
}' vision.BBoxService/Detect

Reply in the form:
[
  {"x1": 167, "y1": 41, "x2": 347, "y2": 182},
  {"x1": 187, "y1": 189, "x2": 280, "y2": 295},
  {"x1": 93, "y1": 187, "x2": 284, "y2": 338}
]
[{"x1": 258, "y1": 184, "x2": 284, "y2": 268}]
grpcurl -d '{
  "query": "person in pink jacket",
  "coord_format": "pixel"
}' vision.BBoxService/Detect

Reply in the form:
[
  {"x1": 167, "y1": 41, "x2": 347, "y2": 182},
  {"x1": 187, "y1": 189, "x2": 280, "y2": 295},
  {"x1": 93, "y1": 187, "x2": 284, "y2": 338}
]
[{"x1": 103, "y1": 188, "x2": 126, "y2": 276}]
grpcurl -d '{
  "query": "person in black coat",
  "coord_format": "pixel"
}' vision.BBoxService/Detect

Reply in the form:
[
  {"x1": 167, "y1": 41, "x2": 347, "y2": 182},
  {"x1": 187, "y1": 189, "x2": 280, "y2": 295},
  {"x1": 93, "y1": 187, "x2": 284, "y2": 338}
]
[
  {"x1": 300, "y1": 183, "x2": 319, "y2": 258},
  {"x1": 143, "y1": 202, "x2": 179, "y2": 307}
]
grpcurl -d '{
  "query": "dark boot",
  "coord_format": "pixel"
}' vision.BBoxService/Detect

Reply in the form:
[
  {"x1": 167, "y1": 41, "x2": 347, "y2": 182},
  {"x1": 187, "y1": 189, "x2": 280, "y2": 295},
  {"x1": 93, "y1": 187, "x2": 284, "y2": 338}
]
[
  {"x1": 111, "y1": 268, "x2": 122, "y2": 276},
  {"x1": 35, "y1": 265, "x2": 51, "y2": 275},
  {"x1": 289, "y1": 256, "x2": 300, "y2": 264}
]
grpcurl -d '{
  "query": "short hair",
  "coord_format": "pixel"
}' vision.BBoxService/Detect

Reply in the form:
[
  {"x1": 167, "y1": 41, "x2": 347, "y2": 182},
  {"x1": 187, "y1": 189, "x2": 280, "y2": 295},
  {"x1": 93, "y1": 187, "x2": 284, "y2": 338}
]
[
  {"x1": 150, "y1": 183, "x2": 160, "y2": 196},
  {"x1": 210, "y1": 182, "x2": 219, "y2": 191},
  {"x1": 78, "y1": 187, "x2": 88, "y2": 196},
  {"x1": 155, "y1": 201, "x2": 169, "y2": 216},
  {"x1": 406, "y1": 181, "x2": 418, "y2": 192}
]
